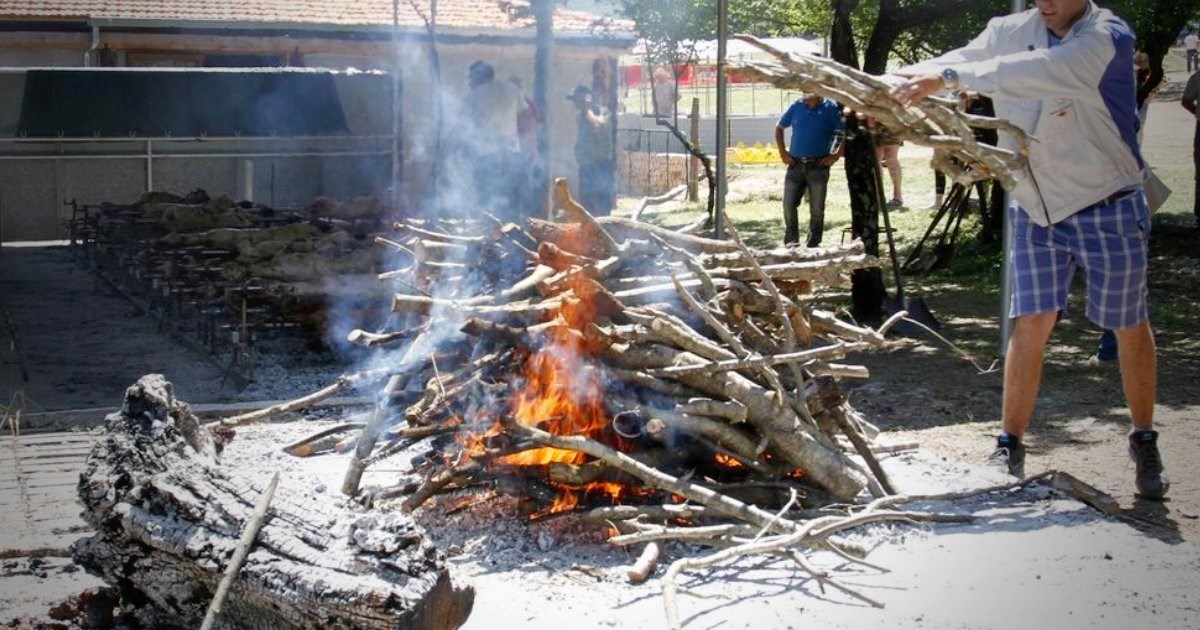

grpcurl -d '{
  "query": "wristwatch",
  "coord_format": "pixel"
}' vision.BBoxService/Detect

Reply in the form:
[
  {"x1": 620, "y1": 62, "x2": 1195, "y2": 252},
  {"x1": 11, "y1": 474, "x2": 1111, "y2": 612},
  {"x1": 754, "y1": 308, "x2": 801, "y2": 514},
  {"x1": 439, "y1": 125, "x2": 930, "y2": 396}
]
[{"x1": 941, "y1": 67, "x2": 960, "y2": 91}]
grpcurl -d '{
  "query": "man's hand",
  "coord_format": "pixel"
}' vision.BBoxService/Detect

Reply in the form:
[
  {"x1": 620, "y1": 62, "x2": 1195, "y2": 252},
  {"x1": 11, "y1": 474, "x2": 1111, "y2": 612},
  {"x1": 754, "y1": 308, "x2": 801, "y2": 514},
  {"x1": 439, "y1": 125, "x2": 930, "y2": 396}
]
[
  {"x1": 780, "y1": 151, "x2": 794, "y2": 166},
  {"x1": 892, "y1": 73, "x2": 944, "y2": 106},
  {"x1": 818, "y1": 155, "x2": 838, "y2": 167}
]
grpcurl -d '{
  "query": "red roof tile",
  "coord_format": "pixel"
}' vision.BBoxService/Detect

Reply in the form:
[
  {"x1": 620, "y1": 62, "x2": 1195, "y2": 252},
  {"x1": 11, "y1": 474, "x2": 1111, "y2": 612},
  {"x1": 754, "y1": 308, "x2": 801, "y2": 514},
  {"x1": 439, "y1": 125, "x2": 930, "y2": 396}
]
[{"x1": 0, "y1": 1, "x2": 632, "y2": 36}]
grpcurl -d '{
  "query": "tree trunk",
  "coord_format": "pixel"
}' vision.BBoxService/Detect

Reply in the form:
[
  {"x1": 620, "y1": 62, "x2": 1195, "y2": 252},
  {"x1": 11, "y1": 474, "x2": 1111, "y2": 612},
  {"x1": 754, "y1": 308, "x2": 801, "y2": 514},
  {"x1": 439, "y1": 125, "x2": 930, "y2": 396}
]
[
  {"x1": 73, "y1": 375, "x2": 474, "y2": 629},
  {"x1": 1135, "y1": 2, "x2": 1197, "y2": 96},
  {"x1": 862, "y1": 0, "x2": 903, "y2": 75},
  {"x1": 831, "y1": 0, "x2": 887, "y2": 322}
]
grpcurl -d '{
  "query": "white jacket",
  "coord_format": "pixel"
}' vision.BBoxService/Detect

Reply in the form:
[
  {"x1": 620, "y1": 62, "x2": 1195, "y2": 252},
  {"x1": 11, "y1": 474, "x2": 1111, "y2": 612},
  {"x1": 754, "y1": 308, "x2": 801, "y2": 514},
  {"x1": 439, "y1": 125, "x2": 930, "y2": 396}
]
[{"x1": 904, "y1": 2, "x2": 1143, "y2": 226}]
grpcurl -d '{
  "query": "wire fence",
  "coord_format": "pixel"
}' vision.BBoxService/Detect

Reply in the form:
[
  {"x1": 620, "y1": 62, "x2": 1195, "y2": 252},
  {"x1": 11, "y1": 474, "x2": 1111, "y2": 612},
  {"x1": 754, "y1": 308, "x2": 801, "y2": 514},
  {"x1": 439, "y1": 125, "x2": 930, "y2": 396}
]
[{"x1": 621, "y1": 84, "x2": 805, "y2": 118}]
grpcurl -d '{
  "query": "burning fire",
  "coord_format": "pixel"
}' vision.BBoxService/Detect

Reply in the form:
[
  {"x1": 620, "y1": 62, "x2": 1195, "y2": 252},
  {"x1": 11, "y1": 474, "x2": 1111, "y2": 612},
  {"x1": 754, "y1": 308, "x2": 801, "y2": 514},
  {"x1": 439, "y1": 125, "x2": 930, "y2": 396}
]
[
  {"x1": 541, "y1": 481, "x2": 627, "y2": 517},
  {"x1": 455, "y1": 272, "x2": 634, "y2": 517},
  {"x1": 497, "y1": 344, "x2": 608, "y2": 466},
  {"x1": 714, "y1": 452, "x2": 745, "y2": 468}
]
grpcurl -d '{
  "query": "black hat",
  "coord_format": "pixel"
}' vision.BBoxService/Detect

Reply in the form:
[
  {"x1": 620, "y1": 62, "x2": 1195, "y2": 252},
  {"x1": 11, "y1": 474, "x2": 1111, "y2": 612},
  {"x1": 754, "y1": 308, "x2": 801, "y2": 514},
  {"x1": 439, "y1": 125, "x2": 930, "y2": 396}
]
[
  {"x1": 566, "y1": 84, "x2": 591, "y2": 101},
  {"x1": 468, "y1": 60, "x2": 494, "y2": 83}
]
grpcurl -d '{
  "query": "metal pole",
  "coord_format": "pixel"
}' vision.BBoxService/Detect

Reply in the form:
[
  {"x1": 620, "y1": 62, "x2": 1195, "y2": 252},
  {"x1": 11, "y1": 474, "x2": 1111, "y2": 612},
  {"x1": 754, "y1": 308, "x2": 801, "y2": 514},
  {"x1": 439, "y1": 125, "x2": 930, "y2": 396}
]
[
  {"x1": 1000, "y1": 0, "x2": 1025, "y2": 357},
  {"x1": 391, "y1": 0, "x2": 401, "y2": 213},
  {"x1": 240, "y1": 158, "x2": 253, "y2": 202},
  {"x1": 145, "y1": 139, "x2": 153, "y2": 191},
  {"x1": 533, "y1": 0, "x2": 553, "y2": 217},
  {"x1": 714, "y1": 0, "x2": 728, "y2": 237}
]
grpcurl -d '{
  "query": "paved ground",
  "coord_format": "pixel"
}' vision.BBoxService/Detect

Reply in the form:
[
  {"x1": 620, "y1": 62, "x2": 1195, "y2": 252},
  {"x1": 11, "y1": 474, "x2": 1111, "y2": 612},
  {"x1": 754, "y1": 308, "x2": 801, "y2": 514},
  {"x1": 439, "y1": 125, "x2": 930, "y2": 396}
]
[
  {"x1": 9, "y1": 423, "x2": 1196, "y2": 629},
  {"x1": 0, "y1": 245, "x2": 233, "y2": 417},
  {"x1": 0, "y1": 244, "x2": 351, "y2": 431}
]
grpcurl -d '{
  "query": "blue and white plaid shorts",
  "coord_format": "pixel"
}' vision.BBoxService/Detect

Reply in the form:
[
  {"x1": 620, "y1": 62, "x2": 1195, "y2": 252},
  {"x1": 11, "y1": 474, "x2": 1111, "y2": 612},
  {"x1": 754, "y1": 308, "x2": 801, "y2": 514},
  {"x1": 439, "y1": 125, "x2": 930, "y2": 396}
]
[{"x1": 1010, "y1": 190, "x2": 1150, "y2": 330}]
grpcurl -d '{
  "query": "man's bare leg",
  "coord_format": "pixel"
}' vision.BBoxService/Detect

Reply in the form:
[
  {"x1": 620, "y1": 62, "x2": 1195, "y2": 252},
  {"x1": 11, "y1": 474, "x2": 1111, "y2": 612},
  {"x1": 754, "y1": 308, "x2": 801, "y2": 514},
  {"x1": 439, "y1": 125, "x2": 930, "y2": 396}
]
[
  {"x1": 1115, "y1": 319, "x2": 1167, "y2": 498},
  {"x1": 1114, "y1": 320, "x2": 1156, "y2": 430},
  {"x1": 1001, "y1": 311, "x2": 1059, "y2": 439}
]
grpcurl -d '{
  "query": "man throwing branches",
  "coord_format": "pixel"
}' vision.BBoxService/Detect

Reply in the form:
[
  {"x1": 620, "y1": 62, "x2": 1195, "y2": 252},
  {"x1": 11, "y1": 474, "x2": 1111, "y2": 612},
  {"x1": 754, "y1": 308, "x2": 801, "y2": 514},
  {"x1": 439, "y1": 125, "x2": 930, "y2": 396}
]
[{"x1": 892, "y1": 0, "x2": 1167, "y2": 498}]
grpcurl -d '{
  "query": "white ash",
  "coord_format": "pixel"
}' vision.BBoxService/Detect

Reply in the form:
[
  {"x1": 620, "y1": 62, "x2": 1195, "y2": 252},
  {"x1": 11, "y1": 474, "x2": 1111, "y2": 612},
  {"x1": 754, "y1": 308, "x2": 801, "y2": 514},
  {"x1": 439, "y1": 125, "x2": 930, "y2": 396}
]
[{"x1": 185, "y1": 421, "x2": 1200, "y2": 630}]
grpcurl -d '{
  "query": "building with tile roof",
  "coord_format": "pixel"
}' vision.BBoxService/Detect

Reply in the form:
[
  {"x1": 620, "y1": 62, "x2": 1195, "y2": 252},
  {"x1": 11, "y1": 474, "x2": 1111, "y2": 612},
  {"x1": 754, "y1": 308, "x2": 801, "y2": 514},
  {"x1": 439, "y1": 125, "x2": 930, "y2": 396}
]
[{"x1": 0, "y1": 1, "x2": 635, "y2": 240}]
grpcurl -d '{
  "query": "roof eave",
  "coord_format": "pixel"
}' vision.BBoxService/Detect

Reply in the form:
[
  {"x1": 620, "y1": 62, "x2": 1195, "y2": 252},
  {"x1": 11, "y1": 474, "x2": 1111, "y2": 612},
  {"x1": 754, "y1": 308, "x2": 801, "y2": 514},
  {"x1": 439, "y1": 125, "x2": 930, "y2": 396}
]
[{"x1": 81, "y1": 17, "x2": 634, "y2": 46}]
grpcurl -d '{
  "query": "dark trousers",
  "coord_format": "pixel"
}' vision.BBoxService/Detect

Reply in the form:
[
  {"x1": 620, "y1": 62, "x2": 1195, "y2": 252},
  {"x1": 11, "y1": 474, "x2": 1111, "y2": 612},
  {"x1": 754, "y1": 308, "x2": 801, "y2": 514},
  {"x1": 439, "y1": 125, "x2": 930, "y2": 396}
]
[
  {"x1": 1194, "y1": 121, "x2": 1200, "y2": 222},
  {"x1": 579, "y1": 159, "x2": 616, "y2": 216},
  {"x1": 782, "y1": 161, "x2": 831, "y2": 247}
]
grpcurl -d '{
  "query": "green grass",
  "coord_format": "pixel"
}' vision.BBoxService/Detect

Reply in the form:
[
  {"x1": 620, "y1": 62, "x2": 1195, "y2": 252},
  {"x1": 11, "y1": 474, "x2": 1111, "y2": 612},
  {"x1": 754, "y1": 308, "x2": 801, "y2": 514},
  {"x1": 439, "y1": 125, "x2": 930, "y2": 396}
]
[
  {"x1": 634, "y1": 152, "x2": 981, "y2": 255},
  {"x1": 623, "y1": 44, "x2": 1199, "y2": 336},
  {"x1": 626, "y1": 141, "x2": 1197, "y2": 338}
]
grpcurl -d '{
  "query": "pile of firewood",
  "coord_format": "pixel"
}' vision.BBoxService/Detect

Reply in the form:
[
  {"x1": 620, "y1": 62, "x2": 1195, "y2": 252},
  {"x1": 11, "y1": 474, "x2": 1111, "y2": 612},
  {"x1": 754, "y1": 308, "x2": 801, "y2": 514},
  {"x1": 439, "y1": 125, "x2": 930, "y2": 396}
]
[
  {"x1": 227, "y1": 178, "x2": 943, "y2": 627},
  {"x1": 730, "y1": 35, "x2": 1030, "y2": 189},
  {"x1": 226, "y1": 178, "x2": 908, "y2": 528},
  {"x1": 105, "y1": 180, "x2": 953, "y2": 629}
]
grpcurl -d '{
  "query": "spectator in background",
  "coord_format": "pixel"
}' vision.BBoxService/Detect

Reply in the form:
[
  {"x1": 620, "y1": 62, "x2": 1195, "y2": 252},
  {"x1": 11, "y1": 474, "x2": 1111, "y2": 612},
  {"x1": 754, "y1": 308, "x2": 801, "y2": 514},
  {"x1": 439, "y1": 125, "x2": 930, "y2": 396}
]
[
  {"x1": 874, "y1": 128, "x2": 904, "y2": 208},
  {"x1": 591, "y1": 57, "x2": 617, "y2": 113},
  {"x1": 774, "y1": 93, "x2": 845, "y2": 247},
  {"x1": 461, "y1": 60, "x2": 523, "y2": 221},
  {"x1": 652, "y1": 67, "x2": 679, "y2": 120},
  {"x1": 1134, "y1": 51, "x2": 1153, "y2": 142},
  {"x1": 509, "y1": 76, "x2": 544, "y2": 216},
  {"x1": 568, "y1": 84, "x2": 615, "y2": 216},
  {"x1": 1187, "y1": 31, "x2": 1199, "y2": 73},
  {"x1": 1183, "y1": 68, "x2": 1200, "y2": 230}
]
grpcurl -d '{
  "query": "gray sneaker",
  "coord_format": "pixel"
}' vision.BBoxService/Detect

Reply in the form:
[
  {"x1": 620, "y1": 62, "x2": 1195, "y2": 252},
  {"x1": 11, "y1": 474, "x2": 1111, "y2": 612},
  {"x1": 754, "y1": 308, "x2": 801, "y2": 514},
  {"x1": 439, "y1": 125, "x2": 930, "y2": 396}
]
[
  {"x1": 1128, "y1": 430, "x2": 1169, "y2": 500},
  {"x1": 986, "y1": 433, "x2": 1025, "y2": 478}
]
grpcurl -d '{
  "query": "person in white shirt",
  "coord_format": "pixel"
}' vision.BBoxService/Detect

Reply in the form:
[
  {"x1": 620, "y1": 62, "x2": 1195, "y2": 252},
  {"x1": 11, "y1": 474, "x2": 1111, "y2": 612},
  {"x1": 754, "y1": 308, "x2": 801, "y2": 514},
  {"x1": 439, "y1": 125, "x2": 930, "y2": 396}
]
[
  {"x1": 1186, "y1": 31, "x2": 1198, "y2": 72},
  {"x1": 460, "y1": 61, "x2": 524, "y2": 221}
]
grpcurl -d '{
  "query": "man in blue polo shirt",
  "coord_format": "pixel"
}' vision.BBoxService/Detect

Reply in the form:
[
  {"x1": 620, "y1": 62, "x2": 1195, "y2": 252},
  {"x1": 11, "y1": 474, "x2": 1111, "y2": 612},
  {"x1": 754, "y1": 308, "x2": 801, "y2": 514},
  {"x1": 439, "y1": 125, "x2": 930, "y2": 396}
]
[{"x1": 774, "y1": 94, "x2": 845, "y2": 247}]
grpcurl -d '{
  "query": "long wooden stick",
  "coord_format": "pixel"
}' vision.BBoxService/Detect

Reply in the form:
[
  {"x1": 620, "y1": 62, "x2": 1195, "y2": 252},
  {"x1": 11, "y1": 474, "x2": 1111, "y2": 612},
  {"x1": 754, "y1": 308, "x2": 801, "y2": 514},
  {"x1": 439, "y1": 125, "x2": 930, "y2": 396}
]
[
  {"x1": 219, "y1": 368, "x2": 391, "y2": 426},
  {"x1": 342, "y1": 374, "x2": 404, "y2": 496},
  {"x1": 505, "y1": 420, "x2": 797, "y2": 535},
  {"x1": 200, "y1": 471, "x2": 279, "y2": 630},
  {"x1": 552, "y1": 177, "x2": 623, "y2": 257},
  {"x1": 646, "y1": 342, "x2": 869, "y2": 377}
]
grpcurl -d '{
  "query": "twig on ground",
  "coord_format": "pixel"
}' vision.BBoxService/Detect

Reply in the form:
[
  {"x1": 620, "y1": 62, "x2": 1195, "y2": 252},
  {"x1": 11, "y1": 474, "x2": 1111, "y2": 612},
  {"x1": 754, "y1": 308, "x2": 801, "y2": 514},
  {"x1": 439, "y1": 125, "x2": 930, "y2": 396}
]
[{"x1": 200, "y1": 471, "x2": 279, "y2": 630}]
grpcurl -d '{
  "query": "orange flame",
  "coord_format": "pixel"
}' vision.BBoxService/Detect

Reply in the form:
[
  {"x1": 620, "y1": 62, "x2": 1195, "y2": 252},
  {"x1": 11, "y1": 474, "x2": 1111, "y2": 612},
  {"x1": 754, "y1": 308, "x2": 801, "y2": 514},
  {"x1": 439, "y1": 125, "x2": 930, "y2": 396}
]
[
  {"x1": 714, "y1": 453, "x2": 745, "y2": 468},
  {"x1": 496, "y1": 278, "x2": 611, "y2": 468},
  {"x1": 497, "y1": 344, "x2": 609, "y2": 465},
  {"x1": 533, "y1": 481, "x2": 631, "y2": 519},
  {"x1": 457, "y1": 258, "x2": 651, "y2": 516}
]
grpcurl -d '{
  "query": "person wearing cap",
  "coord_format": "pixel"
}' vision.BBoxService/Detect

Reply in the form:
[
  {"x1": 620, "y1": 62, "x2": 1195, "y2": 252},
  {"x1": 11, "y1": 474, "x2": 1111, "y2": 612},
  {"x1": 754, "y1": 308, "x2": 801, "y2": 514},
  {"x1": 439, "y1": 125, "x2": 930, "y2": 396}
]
[
  {"x1": 460, "y1": 60, "x2": 524, "y2": 221},
  {"x1": 892, "y1": 0, "x2": 1167, "y2": 500},
  {"x1": 567, "y1": 84, "x2": 615, "y2": 216},
  {"x1": 774, "y1": 93, "x2": 845, "y2": 248}
]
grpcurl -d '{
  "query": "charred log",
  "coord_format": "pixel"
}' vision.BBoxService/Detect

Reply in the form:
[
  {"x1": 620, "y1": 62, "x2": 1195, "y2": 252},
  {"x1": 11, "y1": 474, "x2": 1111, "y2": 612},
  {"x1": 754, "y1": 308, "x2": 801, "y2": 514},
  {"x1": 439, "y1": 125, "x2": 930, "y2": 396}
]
[{"x1": 74, "y1": 375, "x2": 474, "y2": 629}]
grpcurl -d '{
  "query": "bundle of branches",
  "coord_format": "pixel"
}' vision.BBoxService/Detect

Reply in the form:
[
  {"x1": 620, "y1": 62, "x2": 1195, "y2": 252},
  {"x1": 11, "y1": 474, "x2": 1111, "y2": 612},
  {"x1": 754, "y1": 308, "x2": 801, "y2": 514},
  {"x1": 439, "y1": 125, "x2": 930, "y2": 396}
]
[{"x1": 730, "y1": 35, "x2": 1030, "y2": 189}]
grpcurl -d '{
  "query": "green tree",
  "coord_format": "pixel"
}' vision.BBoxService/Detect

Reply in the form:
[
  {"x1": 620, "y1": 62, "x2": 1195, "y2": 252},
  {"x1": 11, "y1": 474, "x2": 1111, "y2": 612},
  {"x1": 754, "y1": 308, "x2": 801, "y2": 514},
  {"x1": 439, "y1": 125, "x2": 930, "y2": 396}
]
[{"x1": 1103, "y1": 0, "x2": 1200, "y2": 93}]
